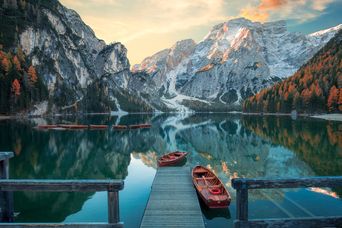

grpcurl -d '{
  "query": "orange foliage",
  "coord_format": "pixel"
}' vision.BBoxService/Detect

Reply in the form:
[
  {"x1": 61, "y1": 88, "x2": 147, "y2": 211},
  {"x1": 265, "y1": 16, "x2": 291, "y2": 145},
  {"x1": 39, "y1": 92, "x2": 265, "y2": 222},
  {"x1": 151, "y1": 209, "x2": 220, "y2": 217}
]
[
  {"x1": 13, "y1": 55, "x2": 21, "y2": 71},
  {"x1": 12, "y1": 79, "x2": 21, "y2": 96},
  {"x1": 314, "y1": 83, "x2": 323, "y2": 97},
  {"x1": 338, "y1": 88, "x2": 342, "y2": 112},
  {"x1": 327, "y1": 86, "x2": 338, "y2": 112},
  {"x1": 28, "y1": 65, "x2": 38, "y2": 83}
]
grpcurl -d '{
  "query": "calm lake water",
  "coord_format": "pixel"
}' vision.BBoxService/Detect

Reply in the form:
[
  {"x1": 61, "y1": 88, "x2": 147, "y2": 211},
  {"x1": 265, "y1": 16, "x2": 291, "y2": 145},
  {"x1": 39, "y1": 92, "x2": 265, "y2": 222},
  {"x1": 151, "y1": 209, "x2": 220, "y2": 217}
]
[{"x1": 0, "y1": 113, "x2": 341, "y2": 228}]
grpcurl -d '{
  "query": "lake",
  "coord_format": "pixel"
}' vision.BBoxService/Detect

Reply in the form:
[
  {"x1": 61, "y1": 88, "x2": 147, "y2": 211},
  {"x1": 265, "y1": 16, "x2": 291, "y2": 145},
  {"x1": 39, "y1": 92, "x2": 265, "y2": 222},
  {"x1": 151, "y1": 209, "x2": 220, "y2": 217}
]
[{"x1": 0, "y1": 113, "x2": 341, "y2": 228}]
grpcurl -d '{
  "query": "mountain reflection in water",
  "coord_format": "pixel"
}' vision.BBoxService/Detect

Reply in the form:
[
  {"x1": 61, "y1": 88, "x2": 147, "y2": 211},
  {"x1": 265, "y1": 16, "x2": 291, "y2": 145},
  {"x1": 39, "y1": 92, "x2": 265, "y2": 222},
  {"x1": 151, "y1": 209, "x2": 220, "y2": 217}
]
[{"x1": 0, "y1": 113, "x2": 341, "y2": 227}]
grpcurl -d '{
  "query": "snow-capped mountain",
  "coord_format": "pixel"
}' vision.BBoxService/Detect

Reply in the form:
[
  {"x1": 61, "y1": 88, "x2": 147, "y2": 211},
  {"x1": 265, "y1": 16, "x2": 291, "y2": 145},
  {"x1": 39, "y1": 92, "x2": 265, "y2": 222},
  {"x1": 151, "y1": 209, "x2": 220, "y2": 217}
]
[{"x1": 132, "y1": 18, "x2": 341, "y2": 112}]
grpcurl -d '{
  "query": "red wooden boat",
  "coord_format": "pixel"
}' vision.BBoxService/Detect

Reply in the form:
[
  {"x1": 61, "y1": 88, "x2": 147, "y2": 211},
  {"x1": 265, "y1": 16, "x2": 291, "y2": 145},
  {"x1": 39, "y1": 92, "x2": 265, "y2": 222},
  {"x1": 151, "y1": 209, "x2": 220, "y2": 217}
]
[
  {"x1": 129, "y1": 124, "x2": 141, "y2": 129},
  {"x1": 192, "y1": 166, "x2": 231, "y2": 208},
  {"x1": 139, "y1": 124, "x2": 152, "y2": 129},
  {"x1": 127, "y1": 124, "x2": 151, "y2": 129},
  {"x1": 59, "y1": 124, "x2": 88, "y2": 129},
  {"x1": 89, "y1": 125, "x2": 108, "y2": 129},
  {"x1": 37, "y1": 125, "x2": 58, "y2": 129},
  {"x1": 157, "y1": 151, "x2": 188, "y2": 167},
  {"x1": 113, "y1": 125, "x2": 128, "y2": 130}
]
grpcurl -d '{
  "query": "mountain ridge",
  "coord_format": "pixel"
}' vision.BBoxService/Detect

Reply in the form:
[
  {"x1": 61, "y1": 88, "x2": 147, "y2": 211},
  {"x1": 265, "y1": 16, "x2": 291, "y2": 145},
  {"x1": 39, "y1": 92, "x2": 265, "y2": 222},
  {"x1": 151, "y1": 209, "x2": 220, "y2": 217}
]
[{"x1": 132, "y1": 18, "x2": 341, "y2": 112}]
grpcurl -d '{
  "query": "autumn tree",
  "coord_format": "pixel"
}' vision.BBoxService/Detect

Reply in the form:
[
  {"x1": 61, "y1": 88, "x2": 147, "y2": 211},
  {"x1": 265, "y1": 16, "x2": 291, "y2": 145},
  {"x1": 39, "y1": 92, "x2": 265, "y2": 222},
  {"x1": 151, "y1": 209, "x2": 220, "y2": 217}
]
[
  {"x1": 327, "y1": 86, "x2": 338, "y2": 112},
  {"x1": 13, "y1": 55, "x2": 22, "y2": 71},
  {"x1": 338, "y1": 88, "x2": 342, "y2": 112},
  {"x1": 28, "y1": 65, "x2": 38, "y2": 83},
  {"x1": 12, "y1": 79, "x2": 21, "y2": 96}
]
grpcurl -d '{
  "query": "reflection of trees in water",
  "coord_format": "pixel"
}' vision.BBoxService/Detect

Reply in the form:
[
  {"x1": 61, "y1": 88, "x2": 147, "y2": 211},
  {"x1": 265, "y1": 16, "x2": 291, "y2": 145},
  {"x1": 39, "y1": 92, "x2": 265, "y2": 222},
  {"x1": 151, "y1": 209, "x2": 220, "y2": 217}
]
[
  {"x1": 241, "y1": 115, "x2": 342, "y2": 197},
  {"x1": 0, "y1": 119, "x2": 158, "y2": 222},
  {"x1": 241, "y1": 116, "x2": 342, "y2": 176}
]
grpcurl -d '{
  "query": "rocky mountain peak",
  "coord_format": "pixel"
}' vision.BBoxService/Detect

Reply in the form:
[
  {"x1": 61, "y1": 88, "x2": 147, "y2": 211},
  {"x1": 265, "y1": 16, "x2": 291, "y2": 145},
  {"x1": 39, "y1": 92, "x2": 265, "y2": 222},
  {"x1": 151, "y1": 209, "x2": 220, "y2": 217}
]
[{"x1": 131, "y1": 17, "x2": 341, "y2": 112}]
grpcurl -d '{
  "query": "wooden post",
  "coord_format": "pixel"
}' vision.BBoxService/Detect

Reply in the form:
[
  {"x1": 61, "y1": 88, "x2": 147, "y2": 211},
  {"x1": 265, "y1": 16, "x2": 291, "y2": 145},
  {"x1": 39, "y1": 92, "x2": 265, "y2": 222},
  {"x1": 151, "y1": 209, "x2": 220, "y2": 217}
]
[
  {"x1": 236, "y1": 188, "x2": 248, "y2": 221},
  {"x1": 0, "y1": 152, "x2": 14, "y2": 222},
  {"x1": 108, "y1": 191, "x2": 119, "y2": 224}
]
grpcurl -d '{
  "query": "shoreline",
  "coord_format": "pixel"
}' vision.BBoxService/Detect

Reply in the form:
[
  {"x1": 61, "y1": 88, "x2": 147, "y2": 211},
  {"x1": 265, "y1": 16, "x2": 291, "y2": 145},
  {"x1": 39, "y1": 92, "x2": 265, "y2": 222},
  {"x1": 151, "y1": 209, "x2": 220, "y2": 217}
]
[
  {"x1": 0, "y1": 115, "x2": 11, "y2": 120},
  {"x1": 242, "y1": 112, "x2": 342, "y2": 122},
  {"x1": 1, "y1": 112, "x2": 341, "y2": 122},
  {"x1": 310, "y1": 114, "x2": 342, "y2": 122}
]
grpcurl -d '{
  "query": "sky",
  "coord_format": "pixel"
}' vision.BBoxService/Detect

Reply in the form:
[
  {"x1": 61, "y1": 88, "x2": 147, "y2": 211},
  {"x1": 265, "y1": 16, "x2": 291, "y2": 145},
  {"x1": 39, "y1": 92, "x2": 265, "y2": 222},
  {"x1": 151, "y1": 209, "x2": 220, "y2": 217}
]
[{"x1": 59, "y1": 0, "x2": 342, "y2": 65}]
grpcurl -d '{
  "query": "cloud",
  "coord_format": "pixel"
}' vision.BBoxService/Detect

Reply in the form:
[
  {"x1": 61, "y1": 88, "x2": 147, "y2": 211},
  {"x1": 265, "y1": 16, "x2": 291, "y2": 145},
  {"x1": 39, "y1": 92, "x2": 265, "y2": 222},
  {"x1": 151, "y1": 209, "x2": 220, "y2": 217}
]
[
  {"x1": 239, "y1": 0, "x2": 334, "y2": 22},
  {"x1": 61, "y1": 0, "x2": 228, "y2": 42},
  {"x1": 59, "y1": 0, "x2": 337, "y2": 64},
  {"x1": 311, "y1": 0, "x2": 334, "y2": 11}
]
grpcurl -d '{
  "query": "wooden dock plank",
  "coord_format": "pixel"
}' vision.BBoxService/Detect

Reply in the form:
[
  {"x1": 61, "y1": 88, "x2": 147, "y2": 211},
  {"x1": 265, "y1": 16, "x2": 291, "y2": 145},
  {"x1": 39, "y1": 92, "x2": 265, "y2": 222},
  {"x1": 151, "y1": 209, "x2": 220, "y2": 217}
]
[{"x1": 140, "y1": 167, "x2": 205, "y2": 228}]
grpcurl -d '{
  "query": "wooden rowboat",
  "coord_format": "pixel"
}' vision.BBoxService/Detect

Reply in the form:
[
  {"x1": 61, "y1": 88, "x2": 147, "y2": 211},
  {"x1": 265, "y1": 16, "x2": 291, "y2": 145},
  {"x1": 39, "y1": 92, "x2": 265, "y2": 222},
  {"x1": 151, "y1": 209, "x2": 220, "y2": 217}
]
[
  {"x1": 192, "y1": 165, "x2": 231, "y2": 208},
  {"x1": 139, "y1": 124, "x2": 152, "y2": 129},
  {"x1": 157, "y1": 151, "x2": 188, "y2": 167},
  {"x1": 128, "y1": 124, "x2": 141, "y2": 129},
  {"x1": 59, "y1": 124, "x2": 88, "y2": 129},
  {"x1": 113, "y1": 125, "x2": 128, "y2": 130},
  {"x1": 37, "y1": 125, "x2": 58, "y2": 129},
  {"x1": 89, "y1": 125, "x2": 108, "y2": 129},
  {"x1": 129, "y1": 124, "x2": 152, "y2": 129}
]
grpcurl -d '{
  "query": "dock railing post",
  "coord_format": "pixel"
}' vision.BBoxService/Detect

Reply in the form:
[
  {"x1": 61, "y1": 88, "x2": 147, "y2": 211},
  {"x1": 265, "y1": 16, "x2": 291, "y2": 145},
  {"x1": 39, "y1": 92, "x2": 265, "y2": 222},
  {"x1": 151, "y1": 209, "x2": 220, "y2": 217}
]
[
  {"x1": 108, "y1": 190, "x2": 120, "y2": 224},
  {"x1": 236, "y1": 188, "x2": 248, "y2": 221},
  {"x1": 232, "y1": 179, "x2": 249, "y2": 228},
  {"x1": 0, "y1": 152, "x2": 14, "y2": 222}
]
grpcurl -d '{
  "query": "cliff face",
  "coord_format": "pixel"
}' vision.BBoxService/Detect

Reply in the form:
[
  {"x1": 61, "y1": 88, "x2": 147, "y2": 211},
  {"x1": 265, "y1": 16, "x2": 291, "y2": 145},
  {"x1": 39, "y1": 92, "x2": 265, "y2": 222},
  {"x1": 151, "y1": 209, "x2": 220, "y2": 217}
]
[
  {"x1": 0, "y1": 0, "x2": 152, "y2": 114},
  {"x1": 132, "y1": 18, "x2": 341, "y2": 112}
]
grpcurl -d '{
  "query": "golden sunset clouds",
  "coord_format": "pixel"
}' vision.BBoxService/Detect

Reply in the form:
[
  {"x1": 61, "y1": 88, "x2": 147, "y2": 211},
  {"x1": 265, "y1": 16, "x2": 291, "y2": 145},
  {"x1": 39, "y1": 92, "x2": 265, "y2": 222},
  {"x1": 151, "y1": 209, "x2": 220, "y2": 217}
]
[{"x1": 60, "y1": 0, "x2": 337, "y2": 64}]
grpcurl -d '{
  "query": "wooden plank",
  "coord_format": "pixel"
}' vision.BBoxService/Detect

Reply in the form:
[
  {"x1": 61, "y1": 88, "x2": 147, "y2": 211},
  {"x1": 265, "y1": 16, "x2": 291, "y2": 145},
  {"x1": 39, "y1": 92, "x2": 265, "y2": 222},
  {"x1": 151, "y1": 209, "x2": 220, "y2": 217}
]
[
  {"x1": 0, "y1": 152, "x2": 14, "y2": 161},
  {"x1": 234, "y1": 216, "x2": 342, "y2": 228},
  {"x1": 232, "y1": 176, "x2": 342, "y2": 189},
  {"x1": 0, "y1": 180, "x2": 124, "y2": 192},
  {"x1": 0, "y1": 223, "x2": 123, "y2": 228},
  {"x1": 140, "y1": 167, "x2": 205, "y2": 228}
]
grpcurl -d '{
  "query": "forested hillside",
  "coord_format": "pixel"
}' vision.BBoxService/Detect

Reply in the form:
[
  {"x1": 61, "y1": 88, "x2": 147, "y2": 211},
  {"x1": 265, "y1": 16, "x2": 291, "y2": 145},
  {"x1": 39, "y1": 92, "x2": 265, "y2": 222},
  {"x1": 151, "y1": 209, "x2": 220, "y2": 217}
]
[
  {"x1": 0, "y1": 46, "x2": 47, "y2": 113},
  {"x1": 243, "y1": 30, "x2": 342, "y2": 114}
]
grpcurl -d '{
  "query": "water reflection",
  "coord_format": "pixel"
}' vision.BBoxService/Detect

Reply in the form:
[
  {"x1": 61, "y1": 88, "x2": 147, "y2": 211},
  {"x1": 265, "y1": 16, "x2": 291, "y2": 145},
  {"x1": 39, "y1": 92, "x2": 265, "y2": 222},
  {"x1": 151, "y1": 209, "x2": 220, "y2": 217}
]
[{"x1": 0, "y1": 113, "x2": 341, "y2": 227}]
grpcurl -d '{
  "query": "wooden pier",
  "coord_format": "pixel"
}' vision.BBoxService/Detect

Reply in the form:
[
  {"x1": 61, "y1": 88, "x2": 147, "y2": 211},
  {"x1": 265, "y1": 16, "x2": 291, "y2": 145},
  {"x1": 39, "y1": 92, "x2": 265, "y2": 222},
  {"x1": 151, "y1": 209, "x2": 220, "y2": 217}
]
[
  {"x1": 0, "y1": 152, "x2": 124, "y2": 227},
  {"x1": 140, "y1": 167, "x2": 205, "y2": 228}
]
